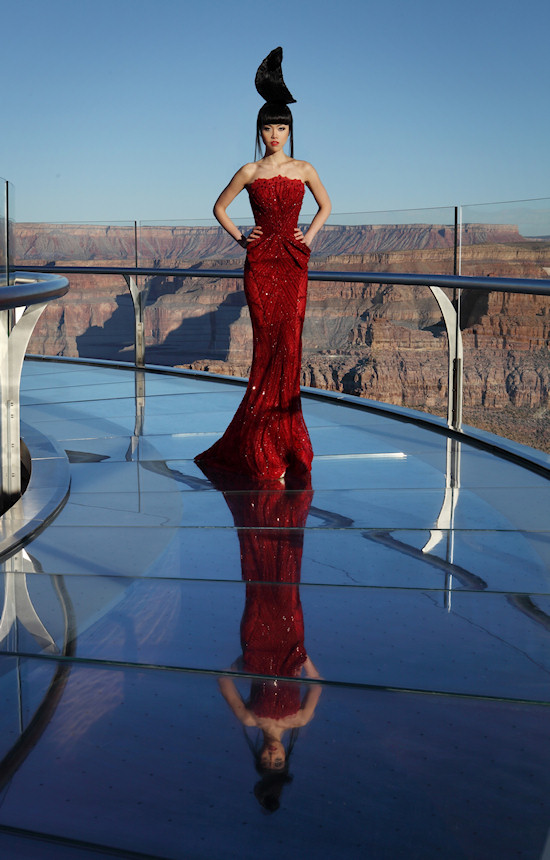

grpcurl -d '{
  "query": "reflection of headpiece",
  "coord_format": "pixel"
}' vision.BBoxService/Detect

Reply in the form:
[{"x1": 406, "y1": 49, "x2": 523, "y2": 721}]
[{"x1": 255, "y1": 47, "x2": 296, "y2": 105}]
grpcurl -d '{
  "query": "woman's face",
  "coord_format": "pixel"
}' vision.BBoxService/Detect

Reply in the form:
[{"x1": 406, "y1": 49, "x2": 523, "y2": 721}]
[
  {"x1": 261, "y1": 124, "x2": 290, "y2": 154},
  {"x1": 260, "y1": 740, "x2": 286, "y2": 770}
]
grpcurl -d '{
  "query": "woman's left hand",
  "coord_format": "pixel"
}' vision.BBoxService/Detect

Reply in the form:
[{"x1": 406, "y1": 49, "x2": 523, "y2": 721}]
[{"x1": 294, "y1": 227, "x2": 310, "y2": 247}]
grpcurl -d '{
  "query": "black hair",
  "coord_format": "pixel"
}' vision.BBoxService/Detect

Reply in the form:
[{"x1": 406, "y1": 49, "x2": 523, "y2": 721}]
[
  {"x1": 255, "y1": 102, "x2": 294, "y2": 160},
  {"x1": 253, "y1": 771, "x2": 294, "y2": 813},
  {"x1": 244, "y1": 727, "x2": 299, "y2": 813}
]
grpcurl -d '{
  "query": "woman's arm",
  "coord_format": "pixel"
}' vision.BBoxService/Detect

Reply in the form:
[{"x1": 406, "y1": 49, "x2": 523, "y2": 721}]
[
  {"x1": 294, "y1": 656, "x2": 323, "y2": 726},
  {"x1": 303, "y1": 656, "x2": 322, "y2": 680},
  {"x1": 297, "y1": 683, "x2": 323, "y2": 726},
  {"x1": 218, "y1": 675, "x2": 256, "y2": 726},
  {"x1": 213, "y1": 164, "x2": 262, "y2": 248},
  {"x1": 301, "y1": 164, "x2": 332, "y2": 247}
]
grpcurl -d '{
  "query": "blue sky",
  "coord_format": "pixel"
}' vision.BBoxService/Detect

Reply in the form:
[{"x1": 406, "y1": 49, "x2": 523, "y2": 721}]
[{"x1": 2, "y1": 0, "x2": 549, "y2": 222}]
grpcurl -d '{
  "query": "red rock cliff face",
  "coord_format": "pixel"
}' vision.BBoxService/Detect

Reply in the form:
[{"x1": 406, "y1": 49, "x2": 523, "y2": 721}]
[{"x1": 15, "y1": 222, "x2": 550, "y2": 450}]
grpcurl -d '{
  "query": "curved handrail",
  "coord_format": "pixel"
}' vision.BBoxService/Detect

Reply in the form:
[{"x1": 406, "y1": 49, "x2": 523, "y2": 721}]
[
  {"x1": 1, "y1": 271, "x2": 69, "y2": 309},
  {"x1": 13, "y1": 264, "x2": 550, "y2": 296}
]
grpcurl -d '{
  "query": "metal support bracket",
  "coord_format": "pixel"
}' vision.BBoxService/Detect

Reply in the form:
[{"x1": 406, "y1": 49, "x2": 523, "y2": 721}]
[
  {"x1": 124, "y1": 275, "x2": 151, "y2": 368},
  {"x1": 428, "y1": 286, "x2": 464, "y2": 431},
  {"x1": 0, "y1": 548, "x2": 58, "y2": 653},
  {"x1": 422, "y1": 437, "x2": 462, "y2": 610},
  {"x1": 0, "y1": 301, "x2": 48, "y2": 501}
]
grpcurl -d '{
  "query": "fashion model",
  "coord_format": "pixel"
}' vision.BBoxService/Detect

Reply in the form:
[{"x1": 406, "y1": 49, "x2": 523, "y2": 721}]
[
  {"x1": 195, "y1": 47, "x2": 331, "y2": 480},
  {"x1": 207, "y1": 467, "x2": 321, "y2": 812}
]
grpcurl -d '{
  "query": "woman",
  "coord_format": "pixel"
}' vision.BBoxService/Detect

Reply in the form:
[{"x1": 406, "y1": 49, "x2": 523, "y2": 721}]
[
  {"x1": 195, "y1": 47, "x2": 331, "y2": 480},
  {"x1": 209, "y1": 465, "x2": 321, "y2": 812},
  {"x1": 218, "y1": 657, "x2": 322, "y2": 812}
]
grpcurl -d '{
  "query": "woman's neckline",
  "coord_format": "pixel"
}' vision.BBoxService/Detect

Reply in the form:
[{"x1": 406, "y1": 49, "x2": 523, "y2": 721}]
[{"x1": 248, "y1": 175, "x2": 305, "y2": 189}]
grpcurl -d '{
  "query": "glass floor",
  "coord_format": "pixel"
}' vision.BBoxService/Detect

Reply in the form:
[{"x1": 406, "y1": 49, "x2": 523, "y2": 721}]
[{"x1": 0, "y1": 358, "x2": 548, "y2": 858}]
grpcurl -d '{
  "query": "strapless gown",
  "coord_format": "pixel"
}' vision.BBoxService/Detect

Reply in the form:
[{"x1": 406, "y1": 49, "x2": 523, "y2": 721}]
[
  {"x1": 196, "y1": 462, "x2": 313, "y2": 719},
  {"x1": 195, "y1": 175, "x2": 313, "y2": 479}
]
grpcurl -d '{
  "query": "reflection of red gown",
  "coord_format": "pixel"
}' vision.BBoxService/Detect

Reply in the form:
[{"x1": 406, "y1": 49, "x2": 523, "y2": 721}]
[
  {"x1": 197, "y1": 464, "x2": 313, "y2": 719},
  {"x1": 195, "y1": 176, "x2": 313, "y2": 479}
]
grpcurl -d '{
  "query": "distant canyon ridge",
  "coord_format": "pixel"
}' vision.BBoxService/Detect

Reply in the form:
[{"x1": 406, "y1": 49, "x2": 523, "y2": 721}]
[{"x1": 16, "y1": 221, "x2": 550, "y2": 451}]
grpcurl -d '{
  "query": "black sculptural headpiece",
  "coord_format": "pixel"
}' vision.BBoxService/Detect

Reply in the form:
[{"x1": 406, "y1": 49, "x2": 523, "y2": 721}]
[
  {"x1": 255, "y1": 46, "x2": 296, "y2": 105},
  {"x1": 254, "y1": 47, "x2": 296, "y2": 158}
]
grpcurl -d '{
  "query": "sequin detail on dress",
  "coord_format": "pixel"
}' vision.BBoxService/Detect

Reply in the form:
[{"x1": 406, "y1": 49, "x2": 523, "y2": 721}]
[
  {"x1": 195, "y1": 175, "x2": 312, "y2": 479},
  {"x1": 196, "y1": 464, "x2": 313, "y2": 718}
]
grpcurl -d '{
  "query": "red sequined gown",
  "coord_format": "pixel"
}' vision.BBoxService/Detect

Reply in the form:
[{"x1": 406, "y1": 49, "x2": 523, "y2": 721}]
[
  {"x1": 195, "y1": 175, "x2": 313, "y2": 479},
  {"x1": 237, "y1": 474, "x2": 312, "y2": 718},
  {"x1": 196, "y1": 463, "x2": 313, "y2": 719}
]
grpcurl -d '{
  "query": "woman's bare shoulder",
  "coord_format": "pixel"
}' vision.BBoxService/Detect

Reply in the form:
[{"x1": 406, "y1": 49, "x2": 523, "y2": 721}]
[
  {"x1": 234, "y1": 162, "x2": 258, "y2": 183},
  {"x1": 295, "y1": 161, "x2": 320, "y2": 183}
]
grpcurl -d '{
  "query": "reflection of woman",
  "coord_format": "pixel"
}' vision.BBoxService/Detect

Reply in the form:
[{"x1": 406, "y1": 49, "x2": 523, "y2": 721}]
[
  {"x1": 198, "y1": 462, "x2": 321, "y2": 811},
  {"x1": 219, "y1": 658, "x2": 321, "y2": 812},
  {"x1": 195, "y1": 47, "x2": 331, "y2": 480}
]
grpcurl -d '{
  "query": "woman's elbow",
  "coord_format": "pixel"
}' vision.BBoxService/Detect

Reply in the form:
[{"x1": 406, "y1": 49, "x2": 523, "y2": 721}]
[{"x1": 318, "y1": 198, "x2": 331, "y2": 218}]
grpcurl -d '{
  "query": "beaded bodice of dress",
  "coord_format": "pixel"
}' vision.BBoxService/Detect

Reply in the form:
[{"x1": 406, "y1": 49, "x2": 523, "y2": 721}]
[{"x1": 247, "y1": 176, "x2": 305, "y2": 237}]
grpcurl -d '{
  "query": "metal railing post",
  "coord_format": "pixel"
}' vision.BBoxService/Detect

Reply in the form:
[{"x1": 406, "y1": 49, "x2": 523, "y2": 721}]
[
  {"x1": 428, "y1": 286, "x2": 464, "y2": 430},
  {"x1": 123, "y1": 274, "x2": 149, "y2": 368},
  {"x1": 451, "y1": 206, "x2": 463, "y2": 431},
  {"x1": 4, "y1": 182, "x2": 14, "y2": 335},
  {"x1": 3, "y1": 181, "x2": 7, "y2": 288},
  {"x1": 123, "y1": 227, "x2": 148, "y2": 368},
  {"x1": 121, "y1": 221, "x2": 151, "y2": 368}
]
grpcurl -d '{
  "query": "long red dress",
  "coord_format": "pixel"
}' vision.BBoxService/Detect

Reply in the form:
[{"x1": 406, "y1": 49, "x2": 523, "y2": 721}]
[
  {"x1": 195, "y1": 175, "x2": 313, "y2": 479},
  {"x1": 196, "y1": 463, "x2": 313, "y2": 719}
]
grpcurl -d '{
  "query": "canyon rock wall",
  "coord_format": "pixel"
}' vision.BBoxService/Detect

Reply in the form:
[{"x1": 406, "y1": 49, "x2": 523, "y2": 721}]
[{"x1": 15, "y1": 221, "x2": 530, "y2": 265}]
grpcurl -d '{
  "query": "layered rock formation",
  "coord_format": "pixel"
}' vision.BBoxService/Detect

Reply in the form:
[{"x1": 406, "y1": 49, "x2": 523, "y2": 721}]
[
  {"x1": 15, "y1": 221, "x2": 530, "y2": 264},
  {"x1": 15, "y1": 222, "x2": 550, "y2": 451}
]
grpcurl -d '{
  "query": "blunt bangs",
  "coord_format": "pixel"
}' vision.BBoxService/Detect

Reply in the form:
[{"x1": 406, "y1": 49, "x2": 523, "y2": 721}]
[{"x1": 257, "y1": 102, "x2": 293, "y2": 127}]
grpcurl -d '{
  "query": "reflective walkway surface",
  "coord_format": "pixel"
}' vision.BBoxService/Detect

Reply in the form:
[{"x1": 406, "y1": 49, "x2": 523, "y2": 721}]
[{"x1": 1, "y1": 358, "x2": 549, "y2": 858}]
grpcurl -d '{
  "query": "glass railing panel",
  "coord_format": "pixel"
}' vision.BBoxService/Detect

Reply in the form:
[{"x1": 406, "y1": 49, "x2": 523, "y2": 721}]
[
  {"x1": 139, "y1": 219, "x2": 249, "y2": 369},
  {"x1": 138, "y1": 218, "x2": 249, "y2": 268},
  {"x1": 141, "y1": 272, "x2": 249, "y2": 370},
  {"x1": 301, "y1": 279, "x2": 450, "y2": 421},
  {"x1": 0, "y1": 178, "x2": 6, "y2": 288},
  {"x1": 140, "y1": 206, "x2": 458, "y2": 271},
  {"x1": 313, "y1": 205, "x2": 457, "y2": 272},
  {"x1": 7, "y1": 182, "x2": 14, "y2": 287},
  {"x1": 304, "y1": 207, "x2": 456, "y2": 418},
  {"x1": 0, "y1": 178, "x2": 14, "y2": 287},
  {"x1": 459, "y1": 285, "x2": 550, "y2": 452},
  {"x1": 12, "y1": 206, "x2": 548, "y2": 453},
  {"x1": 15, "y1": 220, "x2": 138, "y2": 265},
  {"x1": 459, "y1": 197, "x2": 550, "y2": 277},
  {"x1": 139, "y1": 209, "x2": 456, "y2": 419},
  {"x1": 459, "y1": 200, "x2": 550, "y2": 452},
  {"x1": 13, "y1": 221, "x2": 137, "y2": 361}
]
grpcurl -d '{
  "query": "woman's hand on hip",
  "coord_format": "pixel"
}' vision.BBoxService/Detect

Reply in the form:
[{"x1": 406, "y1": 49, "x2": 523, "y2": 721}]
[
  {"x1": 294, "y1": 227, "x2": 310, "y2": 247},
  {"x1": 239, "y1": 225, "x2": 263, "y2": 247}
]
